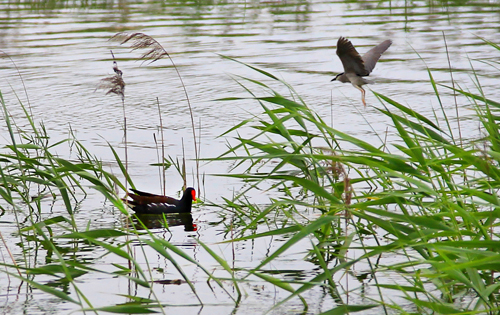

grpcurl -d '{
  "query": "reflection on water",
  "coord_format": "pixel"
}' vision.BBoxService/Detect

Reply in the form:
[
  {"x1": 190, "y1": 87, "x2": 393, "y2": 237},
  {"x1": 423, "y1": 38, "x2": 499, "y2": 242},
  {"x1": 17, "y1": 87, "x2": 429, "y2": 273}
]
[
  {"x1": 1, "y1": 0, "x2": 500, "y2": 313},
  {"x1": 132, "y1": 212, "x2": 197, "y2": 232}
]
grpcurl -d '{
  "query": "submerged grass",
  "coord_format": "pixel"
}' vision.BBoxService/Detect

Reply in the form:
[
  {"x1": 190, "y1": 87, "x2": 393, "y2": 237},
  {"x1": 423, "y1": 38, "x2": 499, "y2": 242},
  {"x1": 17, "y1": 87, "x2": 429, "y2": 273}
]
[{"x1": 2, "y1": 36, "x2": 500, "y2": 314}]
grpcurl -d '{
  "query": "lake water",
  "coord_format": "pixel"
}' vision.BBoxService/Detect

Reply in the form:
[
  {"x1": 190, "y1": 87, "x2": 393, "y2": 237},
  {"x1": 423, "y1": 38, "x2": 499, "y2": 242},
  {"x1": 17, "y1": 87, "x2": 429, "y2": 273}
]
[{"x1": 1, "y1": 0, "x2": 499, "y2": 313}]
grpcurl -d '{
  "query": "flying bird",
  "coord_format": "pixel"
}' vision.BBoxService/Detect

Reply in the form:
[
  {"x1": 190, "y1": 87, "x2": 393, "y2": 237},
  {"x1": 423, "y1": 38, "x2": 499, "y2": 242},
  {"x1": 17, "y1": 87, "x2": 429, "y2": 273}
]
[{"x1": 332, "y1": 37, "x2": 392, "y2": 106}]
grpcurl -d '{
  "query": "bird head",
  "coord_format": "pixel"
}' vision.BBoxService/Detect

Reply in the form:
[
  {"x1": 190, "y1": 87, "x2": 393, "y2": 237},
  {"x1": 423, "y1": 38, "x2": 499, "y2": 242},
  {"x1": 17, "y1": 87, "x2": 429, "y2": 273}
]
[
  {"x1": 187, "y1": 187, "x2": 196, "y2": 201},
  {"x1": 331, "y1": 73, "x2": 344, "y2": 82}
]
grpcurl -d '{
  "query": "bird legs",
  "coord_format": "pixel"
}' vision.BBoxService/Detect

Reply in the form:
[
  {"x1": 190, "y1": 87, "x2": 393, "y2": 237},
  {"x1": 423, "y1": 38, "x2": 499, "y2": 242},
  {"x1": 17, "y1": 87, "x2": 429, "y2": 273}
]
[{"x1": 352, "y1": 84, "x2": 366, "y2": 107}]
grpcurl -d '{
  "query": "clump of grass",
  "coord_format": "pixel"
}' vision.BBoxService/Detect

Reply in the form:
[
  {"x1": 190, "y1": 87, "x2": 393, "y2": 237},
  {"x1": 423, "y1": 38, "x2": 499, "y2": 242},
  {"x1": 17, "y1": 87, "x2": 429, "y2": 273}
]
[
  {"x1": 0, "y1": 51, "x2": 233, "y2": 314},
  {"x1": 0, "y1": 77, "x2": 234, "y2": 314},
  {"x1": 209, "y1": 41, "x2": 500, "y2": 313},
  {"x1": 0, "y1": 71, "x2": 133, "y2": 311}
]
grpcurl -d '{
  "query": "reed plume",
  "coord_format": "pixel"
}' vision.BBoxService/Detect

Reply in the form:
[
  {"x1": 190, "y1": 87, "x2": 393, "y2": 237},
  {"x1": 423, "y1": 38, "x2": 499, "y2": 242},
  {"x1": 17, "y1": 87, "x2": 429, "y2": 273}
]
[
  {"x1": 96, "y1": 57, "x2": 125, "y2": 101},
  {"x1": 111, "y1": 33, "x2": 168, "y2": 63}
]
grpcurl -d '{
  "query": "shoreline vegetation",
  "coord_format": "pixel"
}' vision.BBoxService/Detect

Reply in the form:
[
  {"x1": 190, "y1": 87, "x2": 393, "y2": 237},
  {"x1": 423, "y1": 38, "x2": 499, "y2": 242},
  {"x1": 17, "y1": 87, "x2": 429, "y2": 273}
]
[{"x1": 1, "y1": 35, "x2": 500, "y2": 314}]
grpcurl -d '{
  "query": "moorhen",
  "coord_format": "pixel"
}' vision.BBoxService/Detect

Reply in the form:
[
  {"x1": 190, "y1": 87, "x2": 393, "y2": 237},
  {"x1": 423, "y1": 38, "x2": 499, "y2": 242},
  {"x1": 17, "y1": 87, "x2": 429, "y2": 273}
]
[{"x1": 125, "y1": 187, "x2": 196, "y2": 214}]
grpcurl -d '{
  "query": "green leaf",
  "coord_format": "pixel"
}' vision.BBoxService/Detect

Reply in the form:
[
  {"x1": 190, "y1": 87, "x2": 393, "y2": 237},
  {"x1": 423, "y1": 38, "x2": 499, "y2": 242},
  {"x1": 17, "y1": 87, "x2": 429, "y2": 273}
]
[
  {"x1": 83, "y1": 305, "x2": 159, "y2": 314},
  {"x1": 56, "y1": 229, "x2": 130, "y2": 239},
  {"x1": 405, "y1": 297, "x2": 460, "y2": 314},
  {"x1": 30, "y1": 280, "x2": 79, "y2": 304},
  {"x1": 319, "y1": 304, "x2": 379, "y2": 315},
  {"x1": 20, "y1": 216, "x2": 70, "y2": 232},
  {"x1": 251, "y1": 216, "x2": 338, "y2": 271}
]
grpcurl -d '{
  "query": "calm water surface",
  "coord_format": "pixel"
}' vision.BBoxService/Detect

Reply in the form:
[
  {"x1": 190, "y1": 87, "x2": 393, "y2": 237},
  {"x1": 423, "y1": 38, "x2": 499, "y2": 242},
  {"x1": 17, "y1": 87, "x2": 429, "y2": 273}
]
[{"x1": 1, "y1": 0, "x2": 499, "y2": 313}]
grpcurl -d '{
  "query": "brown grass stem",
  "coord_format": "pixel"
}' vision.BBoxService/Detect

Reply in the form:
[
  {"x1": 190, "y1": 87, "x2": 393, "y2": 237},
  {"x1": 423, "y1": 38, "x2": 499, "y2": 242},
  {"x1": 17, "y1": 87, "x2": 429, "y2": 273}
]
[
  {"x1": 443, "y1": 31, "x2": 462, "y2": 147},
  {"x1": 181, "y1": 138, "x2": 187, "y2": 189},
  {"x1": 153, "y1": 133, "x2": 163, "y2": 194},
  {"x1": 156, "y1": 97, "x2": 166, "y2": 195},
  {"x1": 0, "y1": 231, "x2": 21, "y2": 277},
  {"x1": 96, "y1": 52, "x2": 127, "y2": 182}
]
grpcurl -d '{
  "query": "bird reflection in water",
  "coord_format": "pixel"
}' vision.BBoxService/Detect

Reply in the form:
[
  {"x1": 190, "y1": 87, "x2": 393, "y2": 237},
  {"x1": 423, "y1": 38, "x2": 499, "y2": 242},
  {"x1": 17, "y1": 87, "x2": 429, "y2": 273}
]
[{"x1": 129, "y1": 212, "x2": 197, "y2": 232}]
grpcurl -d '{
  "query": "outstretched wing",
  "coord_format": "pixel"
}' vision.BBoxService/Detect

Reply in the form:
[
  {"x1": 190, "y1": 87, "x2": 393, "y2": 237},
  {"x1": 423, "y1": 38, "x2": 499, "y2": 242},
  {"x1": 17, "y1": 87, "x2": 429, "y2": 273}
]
[
  {"x1": 336, "y1": 37, "x2": 368, "y2": 76},
  {"x1": 362, "y1": 40, "x2": 392, "y2": 74}
]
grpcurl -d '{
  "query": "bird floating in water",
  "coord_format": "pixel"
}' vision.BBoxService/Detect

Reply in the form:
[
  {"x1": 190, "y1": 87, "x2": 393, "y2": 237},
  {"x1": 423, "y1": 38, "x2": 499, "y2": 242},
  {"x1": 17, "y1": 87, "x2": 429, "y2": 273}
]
[
  {"x1": 125, "y1": 187, "x2": 196, "y2": 214},
  {"x1": 332, "y1": 37, "x2": 392, "y2": 107}
]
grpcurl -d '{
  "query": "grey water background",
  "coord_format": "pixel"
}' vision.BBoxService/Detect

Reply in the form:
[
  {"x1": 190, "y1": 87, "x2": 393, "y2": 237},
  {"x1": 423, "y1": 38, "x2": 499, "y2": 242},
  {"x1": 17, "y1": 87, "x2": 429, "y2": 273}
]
[{"x1": 0, "y1": 0, "x2": 499, "y2": 314}]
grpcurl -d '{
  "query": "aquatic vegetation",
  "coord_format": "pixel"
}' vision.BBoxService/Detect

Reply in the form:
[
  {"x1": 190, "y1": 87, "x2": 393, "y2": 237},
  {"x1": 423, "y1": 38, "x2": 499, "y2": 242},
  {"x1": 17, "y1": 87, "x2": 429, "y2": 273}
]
[
  {"x1": 1, "y1": 36, "x2": 500, "y2": 315},
  {"x1": 210, "y1": 45, "x2": 500, "y2": 313}
]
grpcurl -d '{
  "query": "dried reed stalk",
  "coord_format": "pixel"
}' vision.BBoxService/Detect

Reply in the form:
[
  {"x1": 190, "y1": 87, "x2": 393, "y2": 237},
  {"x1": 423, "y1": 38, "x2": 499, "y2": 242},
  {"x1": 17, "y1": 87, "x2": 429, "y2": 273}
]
[
  {"x1": 96, "y1": 52, "x2": 133, "y2": 269},
  {"x1": 156, "y1": 97, "x2": 166, "y2": 194},
  {"x1": 96, "y1": 52, "x2": 128, "y2": 190}
]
